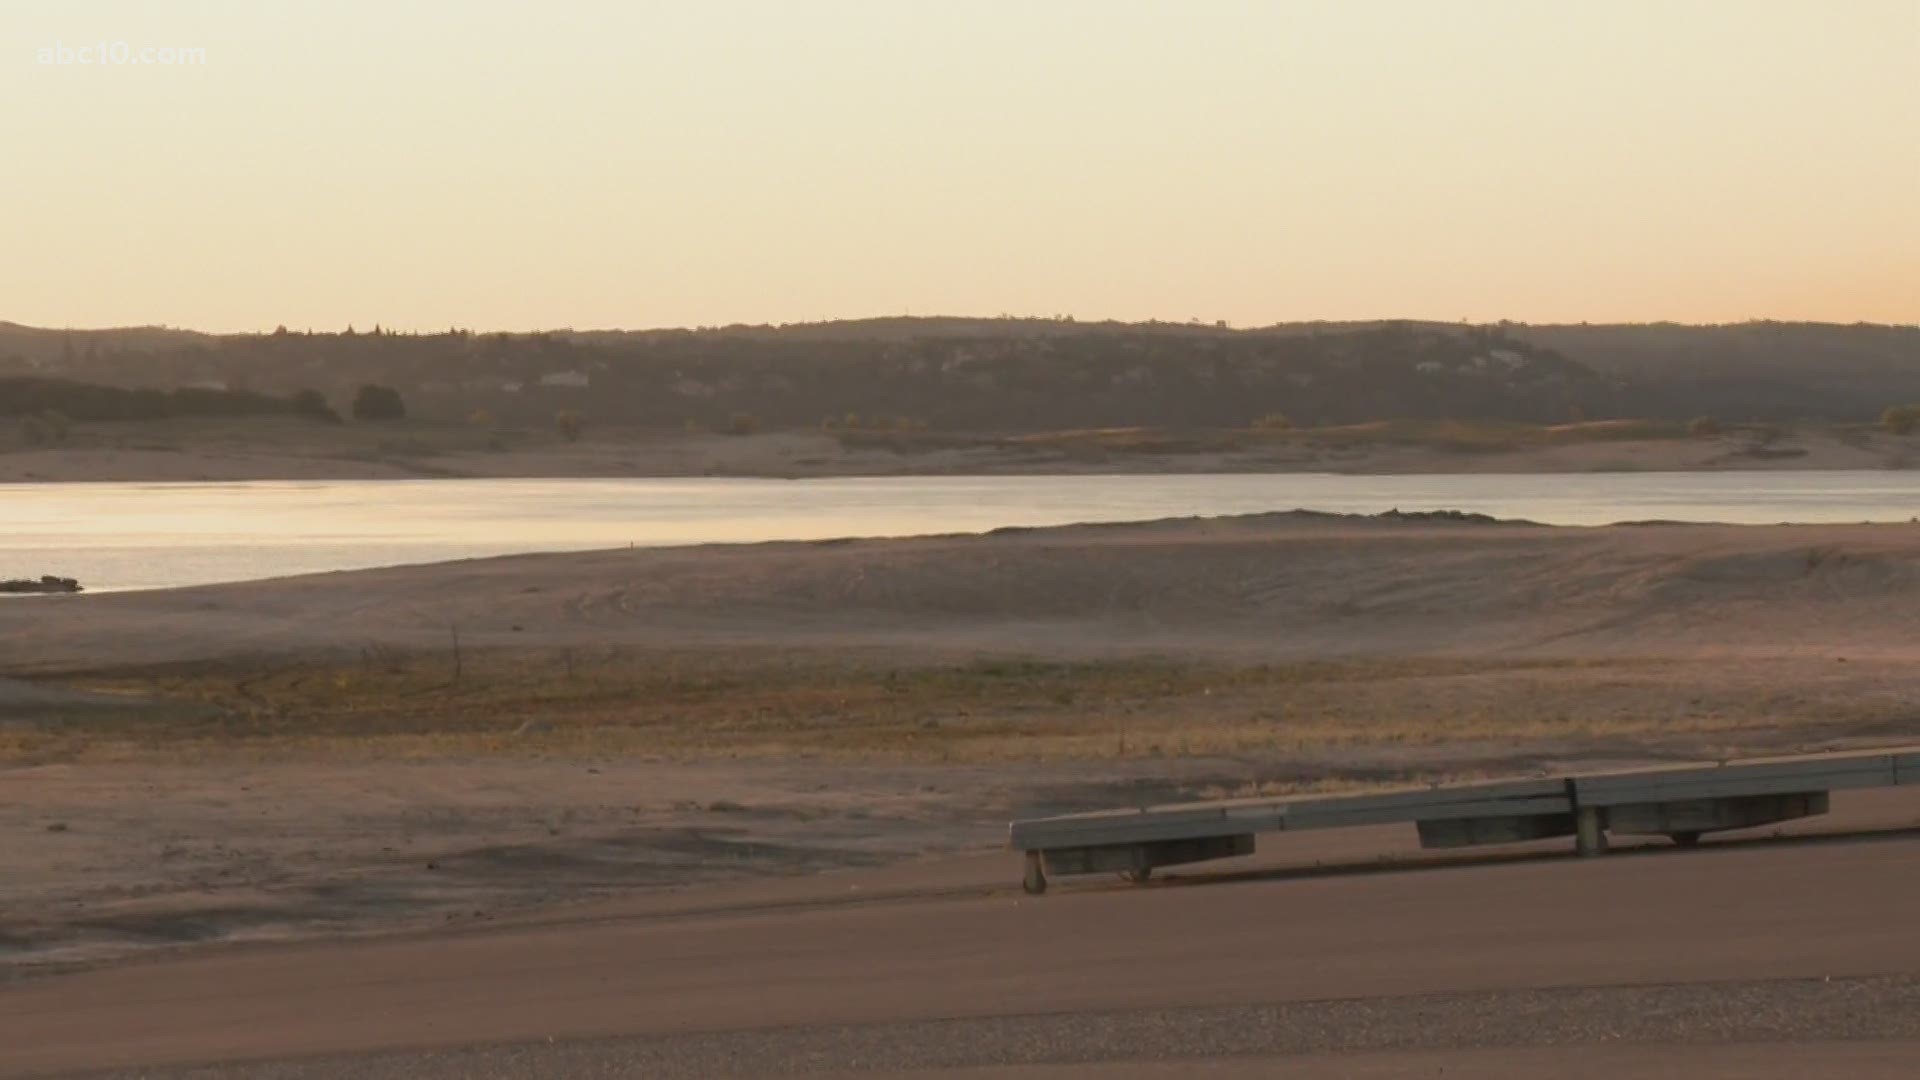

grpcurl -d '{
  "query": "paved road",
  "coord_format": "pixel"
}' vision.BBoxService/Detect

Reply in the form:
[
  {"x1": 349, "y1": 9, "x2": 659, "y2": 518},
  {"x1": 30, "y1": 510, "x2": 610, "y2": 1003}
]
[{"x1": 7, "y1": 791, "x2": 1920, "y2": 1078}]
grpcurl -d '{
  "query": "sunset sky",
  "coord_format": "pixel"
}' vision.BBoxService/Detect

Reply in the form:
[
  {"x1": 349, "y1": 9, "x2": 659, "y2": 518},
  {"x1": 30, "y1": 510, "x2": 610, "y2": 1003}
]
[{"x1": 5, "y1": 0, "x2": 1916, "y2": 332}]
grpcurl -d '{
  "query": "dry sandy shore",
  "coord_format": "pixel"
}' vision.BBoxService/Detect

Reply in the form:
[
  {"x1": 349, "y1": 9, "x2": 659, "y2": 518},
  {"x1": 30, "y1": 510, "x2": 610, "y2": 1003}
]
[
  {"x1": 7, "y1": 512, "x2": 1920, "y2": 1074},
  {"x1": 9, "y1": 511, "x2": 1920, "y2": 670},
  {"x1": 1, "y1": 421, "x2": 1913, "y2": 482},
  {"x1": 7, "y1": 512, "x2": 1920, "y2": 965}
]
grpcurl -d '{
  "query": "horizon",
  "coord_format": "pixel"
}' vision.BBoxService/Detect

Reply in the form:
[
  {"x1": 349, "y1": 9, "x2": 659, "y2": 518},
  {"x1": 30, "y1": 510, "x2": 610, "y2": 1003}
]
[
  {"x1": 9, "y1": 312, "x2": 1920, "y2": 338},
  {"x1": 6, "y1": 0, "x2": 1916, "y2": 332}
]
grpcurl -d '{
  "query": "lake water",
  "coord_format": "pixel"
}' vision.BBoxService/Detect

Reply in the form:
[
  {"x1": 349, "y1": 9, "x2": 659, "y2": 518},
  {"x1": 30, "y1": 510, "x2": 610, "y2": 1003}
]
[{"x1": 6, "y1": 472, "x2": 1920, "y2": 592}]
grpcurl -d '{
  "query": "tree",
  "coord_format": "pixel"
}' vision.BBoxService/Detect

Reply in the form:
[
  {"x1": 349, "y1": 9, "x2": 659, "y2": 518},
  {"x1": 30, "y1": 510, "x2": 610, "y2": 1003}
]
[
  {"x1": 350, "y1": 384, "x2": 406, "y2": 421},
  {"x1": 554, "y1": 409, "x2": 583, "y2": 442},
  {"x1": 1883, "y1": 406, "x2": 1919, "y2": 435},
  {"x1": 290, "y1": 389, "x2": 341, "y2": 424}
]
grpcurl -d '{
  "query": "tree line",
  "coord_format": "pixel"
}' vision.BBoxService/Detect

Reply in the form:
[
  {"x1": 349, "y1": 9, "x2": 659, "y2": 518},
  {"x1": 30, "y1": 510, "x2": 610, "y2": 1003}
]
[
  {"x1": 0, "y1": 376, "x2": 345, "y2": 424},
  {"x1": 4, "y1": 319, "x2": 1915, "y2": 431}
]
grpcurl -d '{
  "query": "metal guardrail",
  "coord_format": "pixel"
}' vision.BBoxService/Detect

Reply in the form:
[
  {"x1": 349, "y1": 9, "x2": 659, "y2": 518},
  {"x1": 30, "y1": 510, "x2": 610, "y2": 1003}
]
[{"x1": 1008, "y1": 746, "x2": 1920, "y2": 894}]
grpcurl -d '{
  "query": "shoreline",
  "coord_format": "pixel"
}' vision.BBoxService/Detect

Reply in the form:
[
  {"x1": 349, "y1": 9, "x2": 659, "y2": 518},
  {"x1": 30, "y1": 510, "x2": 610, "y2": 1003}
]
[
  {"x1": 9, "y1": 458, "x2": 1920, "y2": 486},
  {"x1": 17, "y1": 503, "x2": 1920, "y2": 599},
  {"x1": 2, "y1": 420, "x2": 1915, "y2": 484},
  {"x1": 5, "y1": 460, "x2": 1919, "y2": 486},
  {"x1": 10, "y1": 512, "x2": 1920, "y2": 980}
]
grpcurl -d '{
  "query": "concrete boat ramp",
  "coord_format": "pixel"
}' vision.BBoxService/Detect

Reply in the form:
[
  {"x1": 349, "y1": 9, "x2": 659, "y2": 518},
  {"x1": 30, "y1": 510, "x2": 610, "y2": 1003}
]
[{"x1": 1009, "y1": 745, "x2": 1920, "y2": 894}]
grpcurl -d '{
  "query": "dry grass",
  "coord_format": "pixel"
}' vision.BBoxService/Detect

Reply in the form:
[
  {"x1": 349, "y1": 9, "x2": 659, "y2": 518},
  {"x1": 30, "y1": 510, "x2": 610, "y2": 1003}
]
[
  {"x1": 4, "y1": 648, "x2": 1893, "y2": 767},
  {"x1": 997, "y1": 428, "x2": 1251, "y2": 456},
  {"x1": 984, "y1": 419, "x2": 1700, "y2": 459},
  {"x1": 1255, "y1": 418, "x2": 1690, "y2": 453}
]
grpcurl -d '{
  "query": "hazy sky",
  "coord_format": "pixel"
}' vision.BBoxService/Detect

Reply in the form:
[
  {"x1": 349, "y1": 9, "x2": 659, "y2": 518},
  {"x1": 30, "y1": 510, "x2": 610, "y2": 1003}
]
[{"x1": 5, "y1": 0, "x2": 1916, "y2": 332}]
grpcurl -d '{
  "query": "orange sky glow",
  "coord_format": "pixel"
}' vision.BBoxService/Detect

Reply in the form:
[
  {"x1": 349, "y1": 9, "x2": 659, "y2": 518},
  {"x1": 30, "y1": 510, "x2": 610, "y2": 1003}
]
[{"x1": 4, "y1": 0, "x2": 1915, "y2": 332}]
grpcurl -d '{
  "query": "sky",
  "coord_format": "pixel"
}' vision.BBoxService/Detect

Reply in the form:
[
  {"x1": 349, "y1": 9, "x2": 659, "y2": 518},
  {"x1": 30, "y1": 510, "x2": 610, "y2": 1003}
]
[{"x1": 3, "y1": 0, "x2": 1916, "y2": 332}]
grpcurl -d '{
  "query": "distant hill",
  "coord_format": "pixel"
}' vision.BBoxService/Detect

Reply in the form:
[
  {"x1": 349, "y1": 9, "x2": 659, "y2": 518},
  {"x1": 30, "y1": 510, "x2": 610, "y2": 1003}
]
[
  {"x1": 0, "y1": 321, "x2": 214, "y2": 363},
  {"x1": 1519, "y1": 322, "x2": 1920, "y2": 421},
  {"x1": 1, "y1": 318, "x2": 1912, "y2": 430}
]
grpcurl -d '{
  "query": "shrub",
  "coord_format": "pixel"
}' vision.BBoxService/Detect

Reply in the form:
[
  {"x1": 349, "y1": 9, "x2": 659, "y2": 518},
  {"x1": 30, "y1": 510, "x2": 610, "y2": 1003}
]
[
  {"x1": 290, "y1": 389, "x2": 342, "y2": 424},
  {"x1": 1883, "y1": 405, "x2": 1919, "y2": 435},
  {"x1": 1687, "y1": 415, "x2": 1721, "y2": 437},
  {"x1": 555, "y1": 410, "x2": 583, "y2": 442},
  {"x1": 1253, "y1": 412, "x2": 1292, "y2": 430},
  {"x1": 726, "y1": 412, "x2": 760, "y2": 436},
  {"x1": 0, "y1": 376, "x2": 350, "y2": 425},
  {"x1": 351, "y1": 384, "x2": 406, "y2": 422}
]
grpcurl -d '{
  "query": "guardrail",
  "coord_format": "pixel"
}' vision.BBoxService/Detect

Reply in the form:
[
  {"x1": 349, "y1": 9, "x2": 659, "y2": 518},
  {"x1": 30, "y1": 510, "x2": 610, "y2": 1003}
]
[{"x1": 1008, "y1": 746, "x2": 1920, "y2": 894}]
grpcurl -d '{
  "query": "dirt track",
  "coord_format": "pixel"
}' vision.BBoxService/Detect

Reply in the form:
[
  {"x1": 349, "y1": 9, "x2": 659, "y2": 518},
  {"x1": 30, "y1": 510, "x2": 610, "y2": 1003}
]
[{"x1": 7, "y1": 789, "x2": 1920, "y2": 1078}]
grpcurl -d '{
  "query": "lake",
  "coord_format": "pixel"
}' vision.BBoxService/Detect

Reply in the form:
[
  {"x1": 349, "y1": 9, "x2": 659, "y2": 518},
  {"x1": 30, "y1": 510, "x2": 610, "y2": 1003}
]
[{"x1": 6, "y1": 472, "x2": 1920, "y2": 592}]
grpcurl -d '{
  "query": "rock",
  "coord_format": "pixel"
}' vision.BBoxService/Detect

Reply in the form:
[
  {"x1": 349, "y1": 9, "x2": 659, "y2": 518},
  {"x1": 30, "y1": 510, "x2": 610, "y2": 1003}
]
[{"x1": 0, "y1": 576, "x2": 83, "y2": 594}]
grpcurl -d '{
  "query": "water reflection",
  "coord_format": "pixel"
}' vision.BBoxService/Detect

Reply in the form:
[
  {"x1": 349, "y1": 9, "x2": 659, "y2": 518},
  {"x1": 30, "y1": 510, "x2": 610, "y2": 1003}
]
[{"x1": 3, "y1": 472, "x2": 1917, "y2": 592}]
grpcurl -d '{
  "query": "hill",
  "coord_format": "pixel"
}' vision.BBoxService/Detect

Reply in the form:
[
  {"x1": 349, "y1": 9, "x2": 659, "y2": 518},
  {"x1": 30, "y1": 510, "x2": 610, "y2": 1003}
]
[{"x1": 1, "y1": 318, "x2": 1913, "y2": 431}]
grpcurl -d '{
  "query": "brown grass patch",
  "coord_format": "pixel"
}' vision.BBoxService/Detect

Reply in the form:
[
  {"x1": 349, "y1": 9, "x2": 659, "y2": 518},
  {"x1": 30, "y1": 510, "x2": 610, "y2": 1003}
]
[{"x1": 4, "y1": 648, "x2": 1892, "y2": 767}]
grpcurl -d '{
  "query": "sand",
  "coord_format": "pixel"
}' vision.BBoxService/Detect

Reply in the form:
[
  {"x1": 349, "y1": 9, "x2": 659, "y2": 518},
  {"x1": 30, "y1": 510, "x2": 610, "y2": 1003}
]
[
  {"x1": 9, "y1": 511, "x2": 1920, "y2": 1074},
  {"x1": 0, "y1": 755, "x2": 1271, "y2": 973},
  {"x1": 7, "y1": 512, "x2": 1920, "y2": 970},
  {"x1": 8, "y1": 512, "x2": 1920, "y2": 672}
]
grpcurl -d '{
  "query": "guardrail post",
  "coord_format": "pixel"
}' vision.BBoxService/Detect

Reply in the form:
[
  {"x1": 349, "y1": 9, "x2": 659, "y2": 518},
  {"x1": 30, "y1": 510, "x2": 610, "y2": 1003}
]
[
  {"x1": 1575, "y1": 805, "x2": 1608, "y2": 857},
  {"x1": 1022, "y1": 850, "x2": 1047, "y2": 895}
]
